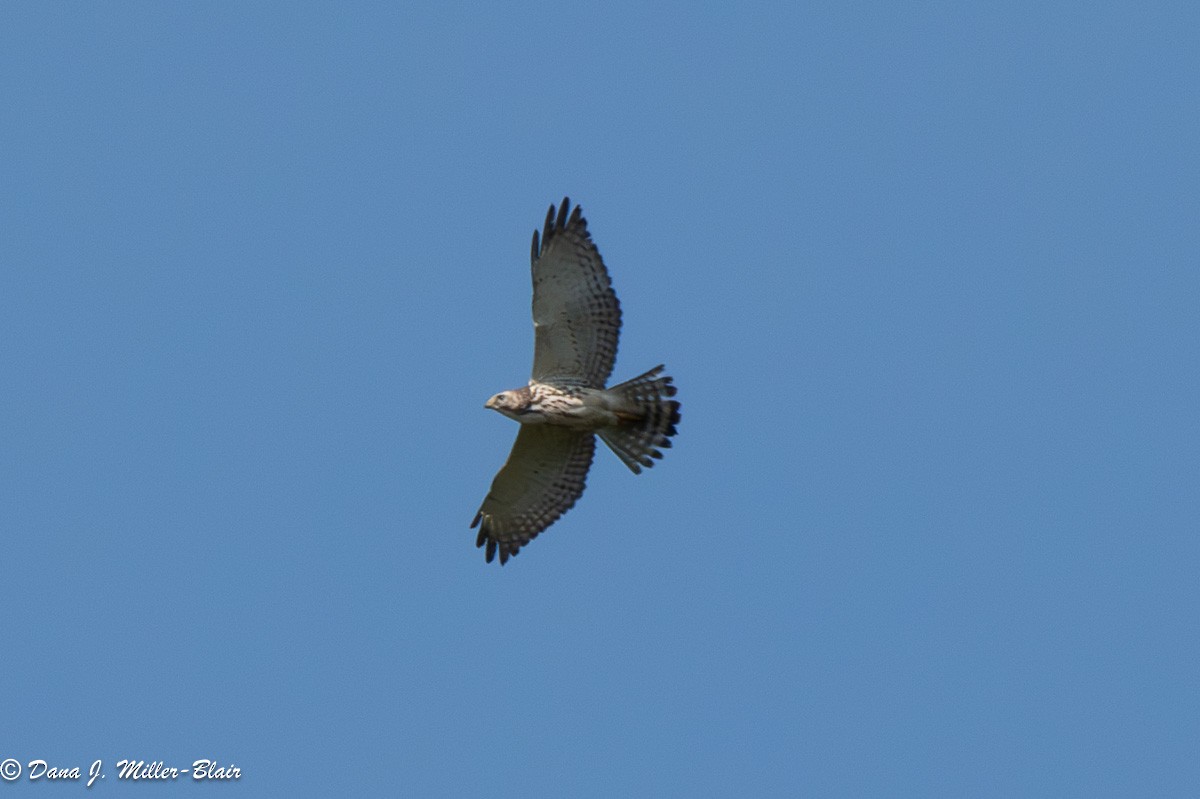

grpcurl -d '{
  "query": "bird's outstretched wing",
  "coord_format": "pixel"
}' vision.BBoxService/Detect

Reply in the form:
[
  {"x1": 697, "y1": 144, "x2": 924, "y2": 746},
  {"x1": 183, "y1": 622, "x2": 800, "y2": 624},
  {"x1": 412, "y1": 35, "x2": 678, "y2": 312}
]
[
  {"x1": 530, "y1": 198, "x2": 622, "y2": 387},
  {"x1": 471, "y1": 426, "x2": 596, "y2": 565}
]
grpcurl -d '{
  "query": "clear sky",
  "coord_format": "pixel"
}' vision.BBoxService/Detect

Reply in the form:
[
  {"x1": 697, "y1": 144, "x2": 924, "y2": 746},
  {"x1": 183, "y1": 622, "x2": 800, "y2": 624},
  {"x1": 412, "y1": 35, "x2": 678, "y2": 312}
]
[{"x1": 2, "y1": 2, "x2": 1197, "y2": 796}]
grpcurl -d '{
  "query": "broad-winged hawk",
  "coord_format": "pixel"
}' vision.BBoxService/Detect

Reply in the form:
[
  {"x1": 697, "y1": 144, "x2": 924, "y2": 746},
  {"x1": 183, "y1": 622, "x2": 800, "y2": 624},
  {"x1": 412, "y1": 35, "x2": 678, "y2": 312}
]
[{"x1": 471, "y1": 198, "x2": 680, "y2": 565}]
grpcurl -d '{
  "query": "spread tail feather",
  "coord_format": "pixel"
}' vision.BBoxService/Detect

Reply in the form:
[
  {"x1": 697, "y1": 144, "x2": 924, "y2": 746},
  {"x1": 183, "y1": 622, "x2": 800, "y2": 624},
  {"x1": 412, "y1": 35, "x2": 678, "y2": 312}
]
[{"x1": 597, "y1": 365, "x2": 681, "y2": 474}]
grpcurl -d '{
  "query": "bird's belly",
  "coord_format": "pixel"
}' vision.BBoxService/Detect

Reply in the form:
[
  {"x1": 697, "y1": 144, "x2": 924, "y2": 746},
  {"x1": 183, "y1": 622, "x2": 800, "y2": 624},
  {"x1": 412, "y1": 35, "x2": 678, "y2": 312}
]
[
  {"x1": 520, "y1": 391, "x2": 620, "y2": 429},
  {"x1": 518, "y1": 407, "x2": 617, "y2": 429}
]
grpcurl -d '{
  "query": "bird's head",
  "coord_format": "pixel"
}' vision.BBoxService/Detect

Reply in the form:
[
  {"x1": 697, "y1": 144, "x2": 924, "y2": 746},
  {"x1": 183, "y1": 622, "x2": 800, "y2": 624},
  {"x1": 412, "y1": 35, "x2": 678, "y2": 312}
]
[{"x1": 485, "y1": 388, "x2": 531, "y2": 419}]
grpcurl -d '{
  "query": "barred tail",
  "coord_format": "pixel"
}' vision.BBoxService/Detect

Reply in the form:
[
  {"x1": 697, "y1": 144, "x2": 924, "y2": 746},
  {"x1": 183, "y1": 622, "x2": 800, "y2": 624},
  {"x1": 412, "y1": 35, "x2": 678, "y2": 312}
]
[{"x1": 597, "y1": 365, "x2": 681, "y2": 474}]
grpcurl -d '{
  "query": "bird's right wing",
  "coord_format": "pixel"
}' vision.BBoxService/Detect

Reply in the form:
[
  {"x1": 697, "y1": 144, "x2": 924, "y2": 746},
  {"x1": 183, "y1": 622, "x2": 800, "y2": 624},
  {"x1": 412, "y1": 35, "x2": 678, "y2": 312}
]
[
  {"x1": 529, "y1": 198, "x2": 622, "y2": 387},
  {"x1": 471, "y1": 425, "x2": 596, "y2": 565}
]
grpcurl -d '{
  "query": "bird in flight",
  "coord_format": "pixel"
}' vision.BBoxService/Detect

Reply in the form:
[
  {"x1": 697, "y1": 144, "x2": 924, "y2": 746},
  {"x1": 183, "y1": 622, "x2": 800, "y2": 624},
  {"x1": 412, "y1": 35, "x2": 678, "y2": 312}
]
[{"x1": 472, "y1": 198, "x2": 680, "y2": 565}]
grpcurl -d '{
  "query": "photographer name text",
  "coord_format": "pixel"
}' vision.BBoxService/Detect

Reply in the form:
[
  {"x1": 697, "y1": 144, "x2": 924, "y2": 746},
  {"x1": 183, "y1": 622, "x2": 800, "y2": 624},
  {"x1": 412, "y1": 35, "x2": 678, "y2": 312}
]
[{"x1": 0, "y1": 757, "x2": 241, "y2": 786}]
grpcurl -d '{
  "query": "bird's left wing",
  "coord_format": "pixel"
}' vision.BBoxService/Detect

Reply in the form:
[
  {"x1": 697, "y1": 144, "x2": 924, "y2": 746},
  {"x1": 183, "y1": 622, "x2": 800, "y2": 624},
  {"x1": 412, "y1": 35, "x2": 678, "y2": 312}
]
[
  {"x1": 530, "y1": 198, "x2": 622, "y2": 387},
  {"x1": 471, "y1": 425, "x2": 596, "y2": 565}
]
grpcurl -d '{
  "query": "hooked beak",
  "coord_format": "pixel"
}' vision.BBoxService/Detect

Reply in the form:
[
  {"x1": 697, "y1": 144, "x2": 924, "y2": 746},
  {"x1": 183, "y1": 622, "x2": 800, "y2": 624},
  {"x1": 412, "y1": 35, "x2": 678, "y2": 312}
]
[{"x1": 484, "y1": 396, "x2": 496, "y2": 409}]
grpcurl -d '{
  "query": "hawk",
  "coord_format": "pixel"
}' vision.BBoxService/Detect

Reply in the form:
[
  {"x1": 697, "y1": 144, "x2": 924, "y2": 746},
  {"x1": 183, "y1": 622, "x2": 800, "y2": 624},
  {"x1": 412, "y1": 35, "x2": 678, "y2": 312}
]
[{"x1": 471, "y1": 198, "x2": 681, "y2": 565}]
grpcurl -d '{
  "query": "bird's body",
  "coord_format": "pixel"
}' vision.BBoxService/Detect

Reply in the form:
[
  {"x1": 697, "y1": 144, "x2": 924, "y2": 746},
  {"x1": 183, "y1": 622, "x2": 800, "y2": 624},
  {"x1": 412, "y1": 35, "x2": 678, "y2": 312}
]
[
  {"x1": 486, "y1": 382, "x2": 635, "y2": 429},
  {"x1": 472, "y1": 198, "x2": 680, "y2": 565}
]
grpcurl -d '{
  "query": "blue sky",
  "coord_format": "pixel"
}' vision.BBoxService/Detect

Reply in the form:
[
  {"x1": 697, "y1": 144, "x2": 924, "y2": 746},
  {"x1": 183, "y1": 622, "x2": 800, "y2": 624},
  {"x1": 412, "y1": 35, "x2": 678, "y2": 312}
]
[{"x1": 2, "y1": 2, "x2": 1197, "y2": 795}]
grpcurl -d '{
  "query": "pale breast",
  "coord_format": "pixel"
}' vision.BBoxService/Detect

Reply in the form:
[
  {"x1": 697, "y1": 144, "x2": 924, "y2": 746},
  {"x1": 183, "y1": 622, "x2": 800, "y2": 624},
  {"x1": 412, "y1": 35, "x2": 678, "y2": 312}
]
[{"x1": 525, "y1": 382, "x2": 620, "y2": 429}]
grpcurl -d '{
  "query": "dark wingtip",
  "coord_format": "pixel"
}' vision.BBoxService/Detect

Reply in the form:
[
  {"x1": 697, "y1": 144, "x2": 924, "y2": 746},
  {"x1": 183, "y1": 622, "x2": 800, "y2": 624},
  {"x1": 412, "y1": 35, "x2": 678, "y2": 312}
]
[
  {"x1": 539, "y1": 198, "x2": 585, "y2": 250},
  {"x1": 531, "y1": 229, "x2": 540, "y2": 262}
]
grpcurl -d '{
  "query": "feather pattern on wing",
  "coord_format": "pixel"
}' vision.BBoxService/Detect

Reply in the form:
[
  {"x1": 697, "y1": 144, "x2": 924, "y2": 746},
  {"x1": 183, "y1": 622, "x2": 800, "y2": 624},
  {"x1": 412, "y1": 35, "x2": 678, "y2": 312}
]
[
  {"x1": 530, "y1": 198, "x2": 622, "y2": 387},
  {"x1": 471, "y1": 425, "x2": 596, "y2": 565}
]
